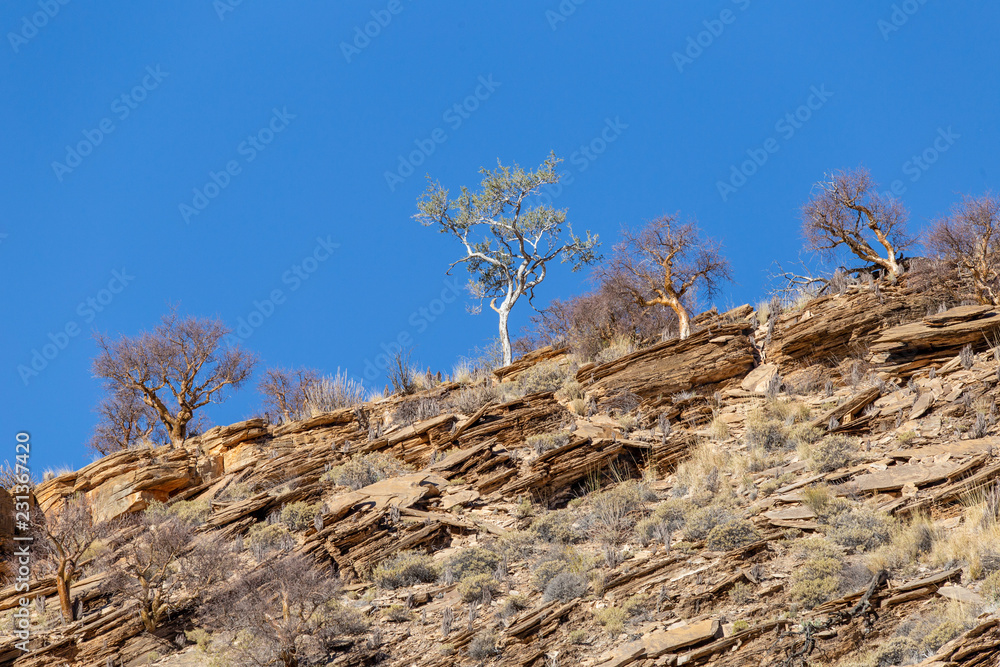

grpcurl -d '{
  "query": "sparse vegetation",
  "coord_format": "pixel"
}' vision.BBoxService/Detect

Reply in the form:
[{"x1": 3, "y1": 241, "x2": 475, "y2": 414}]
[
  {"x1": 322, "y1": 452, "x2": 412, "y2": 489},
  {"x1": 372, "y1": 550, "x2": 439, "y2": 589}
]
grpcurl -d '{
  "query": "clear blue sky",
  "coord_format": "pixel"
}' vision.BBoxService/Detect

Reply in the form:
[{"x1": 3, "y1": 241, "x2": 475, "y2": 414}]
[{"x1": 2, "y1": 1, "x2": 997, "y2": 473}]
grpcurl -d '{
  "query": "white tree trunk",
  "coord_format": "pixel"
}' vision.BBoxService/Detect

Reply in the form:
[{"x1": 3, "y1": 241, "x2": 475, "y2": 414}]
[
  {"x1": 498, "y1": 304, "x2": 513, "y2": 367},
  {"x1": 676, "y1": 304, "x2": 691, "y2": 340}
]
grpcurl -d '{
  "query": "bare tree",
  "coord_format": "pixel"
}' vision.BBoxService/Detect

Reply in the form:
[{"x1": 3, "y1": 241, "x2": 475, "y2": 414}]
[
  {"x1": 927, "y1": 192, "x2": 1000, "y2": 305},
  {"x1": 258, "y1": 367, "x2": 321, "y2": 423},
  {"x1": 103, "y1": 511, "x2": 237, "y2": 633},
  {"x1": 802, "y1": 167, "x2": 911, "y2": 279},
  {"x1": 604, "y1": 215, "x2": 731, "y2": 340},
  {"x1": 416, "y1": 153, "x2": 600, "y2": 366},
  {"x1": 89, "y1": 386, "x2": 165, "y2": 456},
  {"x1": 34, "y1": 494, "x2": 103, "y2": 623},
  {"x1": 210, "y1": 555, "x2": 367, "y2": 667},
  {"x1": 93, "y1": 311, "x2": 257, "y2": 446}
]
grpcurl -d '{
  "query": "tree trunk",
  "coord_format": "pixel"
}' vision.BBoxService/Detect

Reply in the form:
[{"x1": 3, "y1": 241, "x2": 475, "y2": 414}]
[
  {"x1": 498, "y1": 304, "x2": 513, "y2": 367},
  {"x1": 55, "y1": 564, "x2": 73, "y2": 623}
]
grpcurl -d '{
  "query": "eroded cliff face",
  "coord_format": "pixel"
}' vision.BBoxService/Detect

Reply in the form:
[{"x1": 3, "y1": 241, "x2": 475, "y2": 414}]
[{"x1": 5, "y1": 285, "x2": 1000, "y2": 667}]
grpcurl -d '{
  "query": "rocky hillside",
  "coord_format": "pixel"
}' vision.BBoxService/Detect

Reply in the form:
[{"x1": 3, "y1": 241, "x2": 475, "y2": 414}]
[{"x1": 5, "y1": 281, "x2": 1000, "y2": 667}]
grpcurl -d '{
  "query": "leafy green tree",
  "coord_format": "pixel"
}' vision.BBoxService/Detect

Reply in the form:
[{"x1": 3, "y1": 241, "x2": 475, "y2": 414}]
[{"x1": 416, "y1": 153, "x2": 600, "y2": 366}]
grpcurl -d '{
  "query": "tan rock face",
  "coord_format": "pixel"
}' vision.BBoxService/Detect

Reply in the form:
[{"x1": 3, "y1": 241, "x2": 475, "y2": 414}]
[{"x1": 870, "y1": 305, "x2": 1000, "y2": 375}]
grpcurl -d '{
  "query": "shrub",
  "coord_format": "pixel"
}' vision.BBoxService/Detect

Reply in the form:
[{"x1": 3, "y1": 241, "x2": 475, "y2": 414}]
[
  {"x1": 729, "y1": 582, "x2": 754, "y2": 606},
  {"x1": 246, "y1": 523, "x2": 295, "y2": 560},
  {"x1": 543, "y1": 572, "x2": 588, "y2": 602},
  {"x1": 635, "y1": 517, "x2": 671, "y2": 547},
  {"x1": 279, "y1": 501, "x2": 318, "y2": 531},
  {"x1": 982, "y1": 570, "x2": 1000, "y2": 602},
  {"x1": 449, "y1": 385, "x2": 497, "y2": 414},
  {"x1": 392, "y1": 397, "x2": 442, "y2": 426},
  {"x1": 218, "y1": 482, "x2": 256, "y2": 502},
  {"x1": 446, "y1": 547, "x2": 500, "y2": 581},
  {"x1": 827, "y1": 507, "x2": 892, "y2": 552},
  {"x1": 526, "y1": 431, "x2": 571, "y2": 455},
  {"x1": 467, "y1": 632, "x2": 499, "y2": 661},
  {"x1": 498, "y1": 594, "x2": 529, "y2": 619},
  {"x1": 371, "y1": 550, "x2": 439, "y2": 589},
  {"x1": 684, "y1": 506, "x2": 736, "y2": 541},
  {"x1": 588, "y1": 481, "x2": 655, "y2": 544},
  {"x1": 517, "y1": 361, "x2": 570, "y2": 396},
  {"x1": 146, "y1": 499, "x2": 211, "y2": 527},
  {"x1": 872, "y1": 637, "x2": 920, "y2": 667},
  {"x1": 923, "y1": 619, "x2": 966, "y2": 653},
  {"x1": 532, "y1": 558, "x2": 568, "y2": 591},
  {"x1": 789, "y1": 555, "x2": 842, "y2": 608},
  {"x1": 458, "y1": 573, "x2": 499, "y2": 602},
  {"x1": 744, "y1": 414, "x2": 790, "y2": 451},
  {"x1": 800, "y1": 434, "x2": 855, "y2": 473},
  {"x1": 322, "y1": 452, "x2": 412, "y2": 489},
  {"x1": 706, "y1": 518, "x2": 760, "y2": 551},
  {"x1": 383, "y1": 604, "x2": 412, "y2": 622},
  {"x1": 302, "y1": 369, "x2": 366, "y2": 414},
  {"x1": 569, "y1": 628, "x2": 589, "y2": 644},
  {"x1": 530, "y1": 510, "x2": 581, "y2": 544},
  {"x1": 594, "y1": 607, "x2": 627, "y2": 635},
  {"x1": 561, "y1": 379, "x2": 584, "y2": 401}
]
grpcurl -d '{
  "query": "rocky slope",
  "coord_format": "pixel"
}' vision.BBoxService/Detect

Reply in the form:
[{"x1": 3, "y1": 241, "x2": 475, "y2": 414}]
[{"x1": 4, "y1": 282, "x2": 1000, "y2": 667}]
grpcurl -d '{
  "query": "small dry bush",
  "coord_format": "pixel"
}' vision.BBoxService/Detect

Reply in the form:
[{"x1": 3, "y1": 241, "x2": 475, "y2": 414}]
[
  {"x1": 526, "y1": 431, "x2": 571, "y2": 455},
  {"x1": 279, "y1": 501, "x2": 319, "y2": 531},
  {"x1": 683, "y1": 505, "x2": 736, "y2": 542},
  {"x1": 302, "y1": 369, "x2": 367, "y2": 415},
  {"x1": 458, "y1": 573, "x2": 499, "y2": 602},
  {"x1": 789, "y1": 538, "x2": 843, "y2": 608},
  {"x1": 827, "y1": 506, "x2": 892, "y2": 552},
  {"x1": 800, "y1": 434, "x2": 855, "y2": 473},
  {"x1": 322, "y1": 452, "x2": 412, "y2": 489},
  {"x1": 706, "y1": 518, "x2": 760, "y2": 551},
  {"x1": 467, "y1": 632, "x2": 499, "y2": 661},
  {"x1": 867, "y1": 516, "x2": 935, "y2": 575},
  {"x1": 446, "y1": 547, "x2": 500, "y2": 581},
  {"x1": 392, "y1": 397, "x2": 442, "y2": 426},
  {"x1": 543, "y1": 571, "x2": 588, "y2": 602},
  {"x1": 246, "y1": 523, "x2": 296, "y2": 560},
  {"x1": 594, "y1": 607, "x2": 628, "y2": 636},
  {"x1": 587, "y1": 480, "x2": 656, "y2": 544},
  {"x1": 449, "y1": 384, "x2": 497, "y2": 414},
  {"x1": 371, "y1": 550, "x2": 438, "y2": 589},
  {"x1": 931, "y1": 493, "x2": 1000, "y2": 579},
  {"x1": 146, "y1": 499, "x2": 211, "y2": 527},
  {"x1": 530, "y1": 508, "x2": 582, "y2": 544}
]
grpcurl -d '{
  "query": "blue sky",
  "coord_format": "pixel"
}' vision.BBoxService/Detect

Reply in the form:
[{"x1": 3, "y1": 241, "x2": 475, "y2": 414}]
[{"x1": 2, "y1": 1, "x2": 998, "y2": 473}]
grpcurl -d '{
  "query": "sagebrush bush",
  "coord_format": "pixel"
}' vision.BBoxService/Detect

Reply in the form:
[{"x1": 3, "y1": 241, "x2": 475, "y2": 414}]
[
  {"x1": 467, "y1": 632, "x2": 499, "y2": 661},
  {"x1": 446, "y1": 547, "x2": 500, "y2": 581},
  {"x1": 516, "y1": 361, "x2": 570, "y2": 396},
  {"x1": 302, "y1": 369, "x2": 366, "y2": 415},
  {"x1": 458, "y1": 573, "x2": 499, "y2": 602},
  {"x1": 872, "y1": 637, "x2": 920, "y2": 667},
  {"x1": 246, "y1": 523, "x2": 295, "y2": 560},
  {"x1": 449, "y1": 384, "x2": 497, "y2": 414},
  {"x1": 543, "y1": 571, "x2": 588, "y2": 602},
  {"x1": 588, "y1": 481, "x2": 655, "y2": 544},
  {"x1": 789, "y1": 555, "x2": 841, "y2": 608},
  {"x1": 982, "y1": 570, "x2": 1000, "y2": 602},
  {"x1": 371, "y1": 550, "x2": 438, "y2": 589},
  {"x1": 526, "y1": 431, "x2": 571, "y2": 454},
  {"x1": 392, "y1": 397, "x2": 442, "y2": 426},
  {"x1": 800, "y1": 434, "x2": 855, "y2": 473},
  {"x1": 146, "y1": 499, "x2": 211, "y2": 527},
  {"x1": 530, "y1": 509, "x2": 581, "y2": 544},
  {"x1": 705, "y1": 518, "x2": 760, "y2": 551},
  {"x1": 322, "y1": 452, "x2": 412, "y2": 489},
  {"x1": 684, "y1": 505, "x2": 736, "y2": 541},
  {"x1": 279, "y1": 501, "x2": 318, "y2": 531},
  {"x1": 827, "y1": 506, "x2": 892, "y2": 552},
  {"x1": 744, "y1": 414, "x2": 790, "y2": 451},
  {"x1": 594, "y1": 607, "x2": 627, "y2": 635}
]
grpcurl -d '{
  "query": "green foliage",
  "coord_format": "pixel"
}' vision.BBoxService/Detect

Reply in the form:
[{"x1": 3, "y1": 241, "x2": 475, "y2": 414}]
[
  {"x1": 458, "y1": 573, "x2": 499, "y2": 602},
  {"x1": 447, "y1": 547, "x2": 501, "y2": 582},
  {"x1": 594, "y1": 607, "x2": 628, "y2": 635},
  {"x1": 706, "y1": 518, "x2": 760, "y2": 551},
  {"x1": 800, "y1": 434, "x2": 855, "y2": 473},
  {"x1": 246, "y1": 523, "x2": 296, "y2": 560},
  {"x1": 568, "y1": 628, "x2": 589, "y2": 644},
  {"x1": 827, "y1": 506, "x2": 892, "y2": 552},
  {"x1": 322, "y1": 452, "x2": 412, "y2": 490},
  {"x1": 526, "y1": 431, "x2": 571, "y2": 454},
  {"x1": 185, "y1": 628, "x2": 212, "y2": 653},
  {"x1": 146, "y1": 499, "x2": 211, "y2": 527},
  {"x1": 371, "y1": 550, "x2": 439, "y2": 589},
  {"x1": 279, "y1": 501, "x2": 318, "y2": 531},
  {"x1": 543, "y1": 571, "x2": 588, "y2": 602},
  {"x1": 684, "y1": 505, "x2": 736, "y2": 541},
  {"x1": 530, "y1": 509, "x2": 581, "y2": 544}
]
